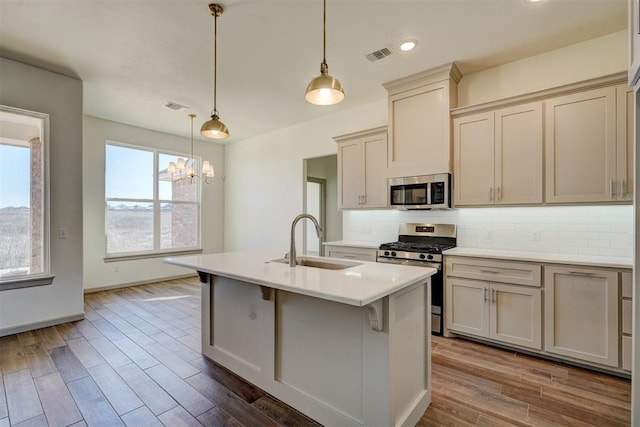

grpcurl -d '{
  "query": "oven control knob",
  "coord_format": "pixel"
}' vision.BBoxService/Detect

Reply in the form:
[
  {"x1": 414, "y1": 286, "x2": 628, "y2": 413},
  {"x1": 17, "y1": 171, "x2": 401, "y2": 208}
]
[
  {"x1": 391, "y1": 252, "x2": 396, "y2": 257},
  {"x1": 419, "y1": 254, "x2": 426, "y2": 259},
  {"x1": 384, "y1": 251, "x2": 390, "y2": 256},
  {"x1": 427, "y1": 254, "x2": 434, "y2": 260}
]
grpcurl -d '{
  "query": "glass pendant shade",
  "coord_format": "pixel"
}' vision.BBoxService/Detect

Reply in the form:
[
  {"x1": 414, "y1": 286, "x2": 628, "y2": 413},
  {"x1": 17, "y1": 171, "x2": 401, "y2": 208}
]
[
  {"x1": 200, "y1": 113, "x2": 229, "y2": 139},
  {"x1": 305, "y1": 63, "x2": 344, "y2": 105}
]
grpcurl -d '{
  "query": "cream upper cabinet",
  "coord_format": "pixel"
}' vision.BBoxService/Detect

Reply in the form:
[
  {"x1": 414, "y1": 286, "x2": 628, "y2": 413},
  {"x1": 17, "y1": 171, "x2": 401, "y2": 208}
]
[
  {"x1": 616, "y1": 85, "x2": 633, "y2": 202},
  {"x1": 545, "y1": 86, "x2": 617, "y2": 203},
  {"x1": 383, "y1": 63, "x2": 461, "y2": 179},
  {"x1": 453, "y1": 102, "x2": 543, "y2": 206},
  {"x1": 544, "y1": 266, "x2": 619, "y2": 367},
  {"x1": 335, "y1": 126, "x2": 388, "y2": 209}
]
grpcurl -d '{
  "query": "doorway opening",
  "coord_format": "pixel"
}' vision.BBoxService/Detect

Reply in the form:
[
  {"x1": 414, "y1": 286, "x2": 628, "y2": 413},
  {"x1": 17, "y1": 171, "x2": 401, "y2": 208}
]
[{"x1": 304, "y1": 154, "x2": 342, "y2": 256}]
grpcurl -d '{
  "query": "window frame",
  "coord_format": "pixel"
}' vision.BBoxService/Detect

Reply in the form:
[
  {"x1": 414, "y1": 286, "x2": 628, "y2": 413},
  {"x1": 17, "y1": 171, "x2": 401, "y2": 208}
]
[
  {"x1": 104, "y1": 141, "x2": 203, "y2": 260},
  {"x1": 0, "y1": 105, "x2": 52, "y2": 288}
]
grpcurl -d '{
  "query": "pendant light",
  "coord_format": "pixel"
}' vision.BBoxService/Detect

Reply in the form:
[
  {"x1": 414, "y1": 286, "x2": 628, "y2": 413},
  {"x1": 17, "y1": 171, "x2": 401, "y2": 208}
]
[
  {"x1": 201, "y1": 3, "x2": 229, "y2": 139},
  {"x1": 168, "y1": 114, "x2": 215, "y2": 184},
  {"x1": 305, "y1": 0, "x2": 344, "y2": 106}
]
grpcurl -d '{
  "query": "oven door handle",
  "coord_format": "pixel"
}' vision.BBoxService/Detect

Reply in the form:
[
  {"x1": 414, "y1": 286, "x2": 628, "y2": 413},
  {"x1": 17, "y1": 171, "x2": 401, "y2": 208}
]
[{"x1": 377, "y1": 258, "x2": 441, "y2": 269}]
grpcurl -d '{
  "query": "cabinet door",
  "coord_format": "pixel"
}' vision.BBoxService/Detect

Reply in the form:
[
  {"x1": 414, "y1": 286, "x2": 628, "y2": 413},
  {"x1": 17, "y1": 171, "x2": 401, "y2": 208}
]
[
  {"x1": 337, "y1": 141, "x2": 362, "y2": 209},
  {"x1": 445, "y1": 277, "x2": 489, "y2": 337},
  {"x1": 388, "y1": 82, "x2": 451, "y2": 177},
  {"x1": 489, "y1": 284, "x2": 541, "y2": 350},
  {"x1": 362, "y1": 133, "x2": 388, "y2": 208},
  {"x1": 545, "y1": 87, "x2": 617, "y2": 203},
  {"x1": 544, "y1": 266, "x2": 619, "y2": 367},
  {"x1": 453, "y1": 112, "x2": 495, "y2": 206},
  {"x1": 495, "y1": 103, "x2": 543, "y2": 204},
  {"x1": 616, "y1": 85, "x2": 633, "y2": 201}
]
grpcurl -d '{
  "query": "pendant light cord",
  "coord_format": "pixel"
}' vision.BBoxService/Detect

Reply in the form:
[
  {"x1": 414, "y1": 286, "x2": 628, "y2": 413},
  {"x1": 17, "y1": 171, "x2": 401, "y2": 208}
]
[
  {"x1": 213, "y1": 10, "x2": 218, "y2": 116},
  {"x1": 322, "y1": 0, "x2": 327, "y2": 64}
]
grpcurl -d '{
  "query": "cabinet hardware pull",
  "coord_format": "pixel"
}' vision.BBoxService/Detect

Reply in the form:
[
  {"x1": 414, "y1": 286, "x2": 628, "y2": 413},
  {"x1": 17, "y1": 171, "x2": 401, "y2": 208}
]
[
  {"x1": 362, "y1": 194, "x2": 366, "y2": 205},
  {"x1": 622, "y1": 179, "x2": 627, "y2": 197},
  {"x1": 483, "y1": 287, "x2": 488, "y2": 303},
  {"x1": 342, "y1": 254, "x2": 356, "y2": 258},
  {"x1": 497, "y1": 187, "x2": 501, "y2": 201},
  {"x1": 492, "y1": 288, "x2": 496, "y2": 304},
  {"x1": 568, "y1": 271, "x2": 594, "y2": 276},
  {"x1": 489, "y1": 187, "x2": 493, "y2": 202},
  {"x1": 480, "y1": 269, "x2": 499, "y2": 274},
  {"x1": 609, "y1": 179, "x2": 616, "y2": 199}
]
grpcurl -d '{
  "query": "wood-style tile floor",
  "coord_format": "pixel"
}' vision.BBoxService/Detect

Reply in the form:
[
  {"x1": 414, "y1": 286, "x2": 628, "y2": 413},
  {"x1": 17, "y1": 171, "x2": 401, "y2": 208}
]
[{"x1": 0, "y1": 277, "x2": 632, "y2": 426}]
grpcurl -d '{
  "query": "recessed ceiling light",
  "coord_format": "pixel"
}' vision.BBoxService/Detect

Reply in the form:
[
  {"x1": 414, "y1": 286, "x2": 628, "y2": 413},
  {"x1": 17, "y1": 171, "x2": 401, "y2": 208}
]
[
  {"x1": 398, "y1": 40, "x2": 418, "y2": 52},
  {"x1": 524, "y1": 0, "x2": 543, "y2": 3}
]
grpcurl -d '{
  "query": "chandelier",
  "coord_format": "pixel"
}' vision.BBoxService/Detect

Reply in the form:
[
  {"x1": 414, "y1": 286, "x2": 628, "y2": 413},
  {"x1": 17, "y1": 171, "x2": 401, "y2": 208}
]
[{"x1": 168, "y1": 114, "x2": 215, "y2": 184}]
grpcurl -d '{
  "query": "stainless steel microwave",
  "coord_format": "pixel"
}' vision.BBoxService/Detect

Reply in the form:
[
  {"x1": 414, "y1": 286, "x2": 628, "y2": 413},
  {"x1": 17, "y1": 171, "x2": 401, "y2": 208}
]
[{"x1": 388, "y1": 173, "x2": 452, "y2": 210}]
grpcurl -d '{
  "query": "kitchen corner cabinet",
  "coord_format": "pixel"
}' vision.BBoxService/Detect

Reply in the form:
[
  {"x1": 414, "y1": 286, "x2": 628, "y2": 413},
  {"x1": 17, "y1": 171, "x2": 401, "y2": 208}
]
[
  {"x1": 545, "y1": 84, "x2": 632, "y2": 203},
  {"x1": 453, "y1": 102, "x2": 543, "y2": 206},
  {"x1": 621, "y1": 271, "x2": 633, "y2": 371},
  {"x1": 445, "y1": 257, "x2": 542, "y2": 350},
  {"x1": 544, "y1": 266, "x2": 619, "y2": 368},
  {"x1": 334, "y1": 126, "x2": 388, "y2": 209},
  {"x1": 383, "y1": 63, "x2": 461, "y2": 178}
]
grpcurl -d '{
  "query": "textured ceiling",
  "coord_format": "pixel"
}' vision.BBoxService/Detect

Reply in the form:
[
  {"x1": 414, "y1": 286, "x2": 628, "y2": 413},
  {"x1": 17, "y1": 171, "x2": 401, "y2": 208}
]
[{"x1": 0, "y1": 0, "x2": 627, "y2": 144}]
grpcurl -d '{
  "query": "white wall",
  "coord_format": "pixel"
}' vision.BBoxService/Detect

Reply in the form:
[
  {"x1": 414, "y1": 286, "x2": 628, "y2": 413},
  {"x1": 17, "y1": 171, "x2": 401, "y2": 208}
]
[
  {"x1": 83, "y1": 116, "x2": 225, "y2": 290},
  {"x1": 224, "y1": 100, "x2": 386, "y2": 252},
  {"x1": 458, "y1": 30, "x2": 627, "y2": 106},
  {"x1": 0, "y1": 57, "x2": 84, "y2": 334},
  {"x1": 225, "y1": 31, "x2": 630, "y2": 256}
]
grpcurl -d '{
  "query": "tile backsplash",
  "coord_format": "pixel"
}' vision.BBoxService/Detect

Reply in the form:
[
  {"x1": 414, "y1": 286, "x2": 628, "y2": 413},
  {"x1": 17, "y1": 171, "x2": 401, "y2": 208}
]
[{"x1": 343, "y1": 205, "x2": 633, "y2": 258}]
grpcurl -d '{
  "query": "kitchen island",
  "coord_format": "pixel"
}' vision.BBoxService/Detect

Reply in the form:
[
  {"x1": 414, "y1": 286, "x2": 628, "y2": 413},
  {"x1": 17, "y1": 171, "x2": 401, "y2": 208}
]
[{"x1": 164, "y1": 251, "x2": 436, "y2": 427}]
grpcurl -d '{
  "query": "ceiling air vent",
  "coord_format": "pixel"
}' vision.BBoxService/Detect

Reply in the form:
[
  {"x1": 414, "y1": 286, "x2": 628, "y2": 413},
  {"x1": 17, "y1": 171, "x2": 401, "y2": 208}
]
[
  {"x1": 161, "y1": 101, "x2": 190, "y2": 112},
  {"x1": 366, "y1": 46, "x2": 394, "y2": 62}
]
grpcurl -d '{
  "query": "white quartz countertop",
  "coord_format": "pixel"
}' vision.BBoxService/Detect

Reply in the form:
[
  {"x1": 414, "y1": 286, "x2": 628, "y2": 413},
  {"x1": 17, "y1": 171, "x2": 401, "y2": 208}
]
[
  {"x1": 164, "y1": 251, "x2": 435, "y2": 306},
  {"x1": 322, "y1": 241, "x2": 381, "y2": 249},
  {"x1": 443, "y1": 247, "x2": 632, "y2": 269}
]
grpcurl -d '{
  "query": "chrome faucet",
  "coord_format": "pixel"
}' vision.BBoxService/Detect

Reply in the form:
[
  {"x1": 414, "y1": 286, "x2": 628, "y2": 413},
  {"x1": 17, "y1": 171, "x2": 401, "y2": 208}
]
[{"x1": 289, "y1": 213, "x2": 323, "y2": 267}]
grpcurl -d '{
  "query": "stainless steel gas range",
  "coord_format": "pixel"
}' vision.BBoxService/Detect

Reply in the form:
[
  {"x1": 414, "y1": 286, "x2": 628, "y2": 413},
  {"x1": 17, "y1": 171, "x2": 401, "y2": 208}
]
[{"x1": 377, "y1": 223, "x2": 457, "y2": 335}]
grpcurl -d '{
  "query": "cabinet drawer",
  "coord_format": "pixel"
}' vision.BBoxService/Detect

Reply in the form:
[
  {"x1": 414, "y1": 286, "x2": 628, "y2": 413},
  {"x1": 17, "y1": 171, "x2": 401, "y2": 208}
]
[
  {"x1": 622, "y1": 335, "x2": 632, "y2": 371},
  {"x1": 622, "y1": 299, "x2": 633, "y2": 335},
  {"x1": 325, "y1": 246, "x2": 377, "y2": 262},
  {"x1": 622, "y1": 271, "x2": 632, "y2": 298},
  {"x1": 445, "y1": 256, "x2": 541, "y2": 287}
]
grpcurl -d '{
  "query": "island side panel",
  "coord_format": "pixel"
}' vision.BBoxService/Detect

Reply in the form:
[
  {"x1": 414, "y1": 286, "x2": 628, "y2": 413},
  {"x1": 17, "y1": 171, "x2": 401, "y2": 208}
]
[
  {"x1": 201, "y1": 275, "x2": 275, "y2": 385},
  {"x1": 273, "y1": 290, "x2": 367, "y2": 425},
  {"x1": 389, "y1": 278, "x2": 432, "y2": 427}
]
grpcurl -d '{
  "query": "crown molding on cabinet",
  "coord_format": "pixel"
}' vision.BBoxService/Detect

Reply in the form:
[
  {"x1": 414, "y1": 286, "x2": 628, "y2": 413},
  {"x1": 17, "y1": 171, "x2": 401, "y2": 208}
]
[{"x1": 451, "y1": 71, "x2": 628, "y2": 117}]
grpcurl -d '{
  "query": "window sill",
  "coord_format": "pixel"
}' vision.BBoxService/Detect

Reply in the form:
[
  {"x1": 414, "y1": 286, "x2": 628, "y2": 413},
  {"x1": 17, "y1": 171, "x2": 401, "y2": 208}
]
[
  {"x1": 104, "y1": 249, "x2": 203, "y2": 263},
  {"x1": 0, "y1": 275, "x2": 55, "y2": 291}
]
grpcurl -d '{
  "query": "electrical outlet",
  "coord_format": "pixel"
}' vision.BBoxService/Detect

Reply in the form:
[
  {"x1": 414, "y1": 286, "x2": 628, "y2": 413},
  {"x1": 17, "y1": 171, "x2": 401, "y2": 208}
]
[
  {"x1": 530, "y1": 231, "x2": 541, "y2": 241},
  {"x1": 114, "y1": 265, "x2": 120, "y2": 273},
  {"x1": 58, "y1": 228, "x2": 68, "y2": 239},
  {"x1": 485, "y1": 230, "x2": 494, "y2": 240}
]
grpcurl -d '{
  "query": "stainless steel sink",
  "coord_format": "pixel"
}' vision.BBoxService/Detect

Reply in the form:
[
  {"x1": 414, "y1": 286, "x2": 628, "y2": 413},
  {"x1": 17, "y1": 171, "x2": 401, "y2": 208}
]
[{"x1": 270, "y1": 256, "x2": 361, "y2": 270}]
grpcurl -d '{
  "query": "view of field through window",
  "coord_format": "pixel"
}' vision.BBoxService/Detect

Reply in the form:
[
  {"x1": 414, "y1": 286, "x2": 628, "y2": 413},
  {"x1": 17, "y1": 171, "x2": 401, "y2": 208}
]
[
  {"x1": 105, "y1": 144, "x2": 199, "y2": 256},
  {"x1": 0, "y1": 107, "x2": 45, "y2": 279}
]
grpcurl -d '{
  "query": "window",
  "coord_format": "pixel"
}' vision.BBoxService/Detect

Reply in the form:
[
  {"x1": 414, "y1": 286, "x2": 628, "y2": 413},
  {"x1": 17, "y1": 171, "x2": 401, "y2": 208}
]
[
  {"x1": 105, "y1": 142, "x2": 201, "y2": 258},
  {"x1": 0, "y1": 105, "x2": 50, "y2": 283}
]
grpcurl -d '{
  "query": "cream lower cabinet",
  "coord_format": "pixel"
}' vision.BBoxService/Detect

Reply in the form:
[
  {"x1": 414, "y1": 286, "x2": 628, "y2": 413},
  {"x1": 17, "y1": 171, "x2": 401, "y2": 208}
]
[
  {"x1": 544, "y1": 266, "x2": 619, "y2": 367},
  {"x1": 621, "y1": 271, "x2": 633, "y2": 371},
  {"x1": 335, "y1": 126, "x2": 388, "y2": 209},
  {"x1": 446, "y1": 278, "x2": 541, "y2": 350}
]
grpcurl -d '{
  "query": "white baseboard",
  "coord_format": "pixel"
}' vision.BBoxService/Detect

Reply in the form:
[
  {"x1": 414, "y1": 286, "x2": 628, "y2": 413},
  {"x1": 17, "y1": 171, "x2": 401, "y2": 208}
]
[
  {"x1": 0, "y1": 313, "x2": 85, "y2": 337},
  {"x1": 83, "y1": 273, "x2": 197, "y2": 293}
]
